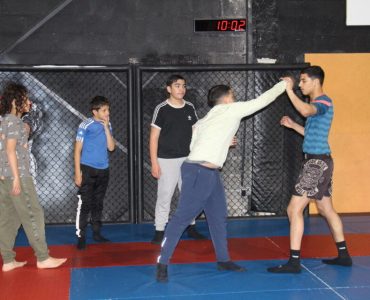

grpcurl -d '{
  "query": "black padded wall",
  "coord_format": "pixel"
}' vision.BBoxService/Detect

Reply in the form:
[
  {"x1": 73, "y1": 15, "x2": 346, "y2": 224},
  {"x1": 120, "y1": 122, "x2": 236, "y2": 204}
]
[
  {"x1": 0, "y1": 0, "x2": 246, "y2": 65},
  {"x1": 253, "y1": 0, "x2": 370, "y2": 63},
  {"x1": 1, "y1": 0, "x2": 369, "y2": 65}
]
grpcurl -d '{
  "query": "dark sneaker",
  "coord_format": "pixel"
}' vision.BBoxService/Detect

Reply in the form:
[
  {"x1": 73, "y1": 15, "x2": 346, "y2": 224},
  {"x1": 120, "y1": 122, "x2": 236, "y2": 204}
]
[
  {"x1": 93, "y1": 233, "x2": 110, "y2": 242},
  {"x1": 76, "y1": 237, "x2": 86, "y2": 250},
  {"x1": 217, "y1": 261, "x2": 246, "y2": 272},
  {"x1": 156, "y1": 263, "x2": 168, "y2": 283},
  {"x1": 151, "y1": 230, "x2": 165, "y2": 245},
  {"x1": 187, "y1": 225, "x2": 206, "y2": 240},
  {"x1": 322, "y1": 256, "x2": 352, "y2": 267},
  {"x1": 267, "y1": 262, "x2": 301, "y2": 274}
]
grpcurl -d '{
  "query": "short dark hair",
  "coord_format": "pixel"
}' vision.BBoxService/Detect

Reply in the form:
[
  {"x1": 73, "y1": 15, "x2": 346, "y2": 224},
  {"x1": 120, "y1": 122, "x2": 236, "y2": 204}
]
[
  {"x1": 0, "y1": 82, "x2": 28, "y2": 116},
  {"x1": 166, "y1": 74, "x2": 186, "y2": 87},
  {"x1": 301, "y1": 66, "x2": 325, "y2": 85},
  {"x1": 90, "y1": 96, "x2": 109, "y2": 112},
  {"x1": 207, "y1": 85, "x2": 232, "y2": 108}
]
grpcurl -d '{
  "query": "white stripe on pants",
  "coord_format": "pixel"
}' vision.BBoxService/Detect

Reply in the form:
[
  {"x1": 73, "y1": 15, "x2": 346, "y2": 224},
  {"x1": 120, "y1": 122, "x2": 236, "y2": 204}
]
[{"x1": 155, "y1": 157, "x2": 195, "y2": 231}]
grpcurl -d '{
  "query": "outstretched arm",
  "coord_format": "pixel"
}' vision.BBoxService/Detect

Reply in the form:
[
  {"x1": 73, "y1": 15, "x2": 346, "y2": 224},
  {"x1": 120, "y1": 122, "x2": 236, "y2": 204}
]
[{"x1": 232, "y1": 80, "x2": 287, "y2": 118}]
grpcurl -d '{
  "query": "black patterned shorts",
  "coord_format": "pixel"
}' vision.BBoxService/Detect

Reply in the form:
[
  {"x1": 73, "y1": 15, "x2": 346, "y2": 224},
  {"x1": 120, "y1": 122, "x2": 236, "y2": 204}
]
[{"x1": 293, "y1": 154, "x2": 333, "y2": 200}]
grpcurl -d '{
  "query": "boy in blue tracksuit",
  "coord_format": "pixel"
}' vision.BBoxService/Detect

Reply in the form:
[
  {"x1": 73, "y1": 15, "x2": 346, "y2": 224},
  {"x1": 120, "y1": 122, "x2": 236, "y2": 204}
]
[{"x1": 74, "y1": 96, "x2": 115, "y2": 250}]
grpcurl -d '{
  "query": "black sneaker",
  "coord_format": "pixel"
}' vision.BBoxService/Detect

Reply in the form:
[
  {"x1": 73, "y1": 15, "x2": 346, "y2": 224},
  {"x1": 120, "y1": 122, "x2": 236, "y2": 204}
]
[
  {"x1": 187, "y1": 225, "x2": 206, "y2": 240},
  {"x1": 151, "y1": 230, "x2": 164, "y2": 245},
  {"x1": 76, "y1": 237, "x2": 86, "y2": 250},
  {"x1": 322, "y1": 256, "x2": 353, "y2": 267},
  {"x1": 156, "y1": 263, "x2": 168, "y2": 283},
  {"x1": 217, "y1": 261, "x2": 246, "y2": 272},
  {"x1": 267, "y1": 262, "x2": 301, "y2": 274},
  {"x1": 93, "y1": 233, "x2": 110, "y2": 243}
]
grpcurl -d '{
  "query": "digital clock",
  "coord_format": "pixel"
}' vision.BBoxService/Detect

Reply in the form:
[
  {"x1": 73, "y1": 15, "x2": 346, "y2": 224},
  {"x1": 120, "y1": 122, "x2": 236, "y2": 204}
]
[{"x1": 194, "y1": 19, "x2": 246, "y2": 32}]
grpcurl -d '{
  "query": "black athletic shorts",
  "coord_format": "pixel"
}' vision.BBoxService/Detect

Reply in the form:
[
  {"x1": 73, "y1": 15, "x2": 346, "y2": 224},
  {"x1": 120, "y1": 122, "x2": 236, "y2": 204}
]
[{"x1": 293, "y1": 154, "x2": 333, "y2": 200}]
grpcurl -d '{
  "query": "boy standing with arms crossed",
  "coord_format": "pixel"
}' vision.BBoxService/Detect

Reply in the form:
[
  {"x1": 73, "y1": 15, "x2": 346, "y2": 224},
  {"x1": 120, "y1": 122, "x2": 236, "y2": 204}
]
[
  {"x1": 150, "y1": 75, "x2": 205, "y2": 244},
  {"x1": 74, "y1": 96, "x2": 115, "y2": 250}
]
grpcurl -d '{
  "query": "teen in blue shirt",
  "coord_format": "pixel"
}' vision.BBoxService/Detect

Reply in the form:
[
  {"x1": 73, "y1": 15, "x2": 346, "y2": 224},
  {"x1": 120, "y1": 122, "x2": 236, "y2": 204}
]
[
  {"x1": 74, "y1": 96, "x2": 115, "y2": 250},
  {"x1": 268, "y1": 66, "x2": 352, "y2": 274}
]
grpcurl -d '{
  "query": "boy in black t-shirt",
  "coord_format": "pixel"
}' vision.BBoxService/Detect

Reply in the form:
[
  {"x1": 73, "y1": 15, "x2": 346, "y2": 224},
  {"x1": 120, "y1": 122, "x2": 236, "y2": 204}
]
[{"x1": 150, "y1": 75, "x2": 206, "y2": 244}]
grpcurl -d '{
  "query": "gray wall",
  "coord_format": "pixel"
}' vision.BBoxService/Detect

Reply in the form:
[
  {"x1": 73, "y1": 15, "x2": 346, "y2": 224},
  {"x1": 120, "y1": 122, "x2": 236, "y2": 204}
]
[{"x1": 0, "y1": 0, "x2": 246, "y2": 64}]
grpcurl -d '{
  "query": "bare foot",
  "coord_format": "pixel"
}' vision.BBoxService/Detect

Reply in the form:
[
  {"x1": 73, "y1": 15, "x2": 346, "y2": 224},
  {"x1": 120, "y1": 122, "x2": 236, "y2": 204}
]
[
  {"x1": 2, "y1": 260, "x2": 27, "y2": 272},
  {"x1": 37, "y1": 257, "x2": 67, "y2": 269}
]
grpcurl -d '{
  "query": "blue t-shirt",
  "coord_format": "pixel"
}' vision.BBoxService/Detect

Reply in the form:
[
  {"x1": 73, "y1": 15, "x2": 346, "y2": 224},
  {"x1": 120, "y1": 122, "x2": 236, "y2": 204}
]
[
  {"x1": 76, "y1": 118, "x2": 112, "y2": 169},
  {"x1": 303, "y1": 95, "x2": 333, "y2": 155}
]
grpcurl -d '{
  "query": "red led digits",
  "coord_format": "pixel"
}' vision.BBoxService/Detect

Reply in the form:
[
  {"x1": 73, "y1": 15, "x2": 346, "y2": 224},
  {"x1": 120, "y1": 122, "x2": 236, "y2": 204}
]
[
  {"x1": 195, "y1": 19, "x2": 246, "y2": 32},
  {"x1": 238, "y1": 20, "x2": 246, "y2": 31},
  {"x1": 217, "y1": 20, "x2": 229, "y2": 31},
  {"x1": 216, "y1": 20, "x2": 246, "y2": 31},
  {"x1": 230, "y1": 20, "x2": 238, "y2": 31}
]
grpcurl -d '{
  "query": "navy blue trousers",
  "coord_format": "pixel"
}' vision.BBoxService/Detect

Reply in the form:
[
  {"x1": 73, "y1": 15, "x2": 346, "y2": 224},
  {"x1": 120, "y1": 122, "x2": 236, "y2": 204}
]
[{"x1": 158, "y1": 162, "x2": 230, "y2": 264}]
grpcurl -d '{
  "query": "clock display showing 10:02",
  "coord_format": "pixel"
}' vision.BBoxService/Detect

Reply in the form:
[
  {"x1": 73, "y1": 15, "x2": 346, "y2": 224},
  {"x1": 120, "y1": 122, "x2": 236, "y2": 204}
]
[{"x1": 194, "y1": 19, "x2": 246, "y2": 32}]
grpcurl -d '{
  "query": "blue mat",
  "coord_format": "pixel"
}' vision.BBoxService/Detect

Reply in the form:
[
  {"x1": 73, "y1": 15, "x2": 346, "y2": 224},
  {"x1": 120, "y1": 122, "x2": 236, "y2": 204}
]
[{"x1": 70, "y1": 257, "x2": 370, "y2": 300}]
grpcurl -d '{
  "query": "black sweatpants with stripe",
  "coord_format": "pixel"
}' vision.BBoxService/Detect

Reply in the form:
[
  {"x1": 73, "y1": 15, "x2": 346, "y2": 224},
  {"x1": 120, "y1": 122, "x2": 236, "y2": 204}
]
[{"x1": 76, "y1": 164, "x2": 109, "y2": 238}]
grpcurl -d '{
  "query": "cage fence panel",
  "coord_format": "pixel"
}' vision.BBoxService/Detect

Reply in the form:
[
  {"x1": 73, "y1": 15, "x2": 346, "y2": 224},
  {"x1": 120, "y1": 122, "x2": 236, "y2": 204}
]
[
  {"x1": 140, "y1": 67, "x2": 304, "y2": 221},
  {"x1": 0, "y1": 65, "x2": 305, "y2": 224},
  {"x1": 251, "y1": 71, "x2": 290, "y2": 214},
  {"x1": 0, "y1": 69, "x2": 131, "y2": 224}
]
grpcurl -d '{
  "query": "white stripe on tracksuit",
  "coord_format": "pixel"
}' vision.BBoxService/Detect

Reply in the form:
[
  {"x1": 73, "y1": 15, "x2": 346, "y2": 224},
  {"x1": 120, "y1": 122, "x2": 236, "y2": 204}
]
[{"x1": 75, "y1": 195, "x2": 83, "y2": 237}]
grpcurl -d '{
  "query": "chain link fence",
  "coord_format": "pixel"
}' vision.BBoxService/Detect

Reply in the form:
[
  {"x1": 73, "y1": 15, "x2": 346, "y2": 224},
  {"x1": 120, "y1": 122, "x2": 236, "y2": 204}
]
[
  {"x1": 1, "y1": 64, "x2": 307, "y2": 224},
  {"x1": 138, "y1": 65, "x2": 306, "y2": 222},
  {"x1": 0, "y1": 67, "x2": 132, "y2": 224}
]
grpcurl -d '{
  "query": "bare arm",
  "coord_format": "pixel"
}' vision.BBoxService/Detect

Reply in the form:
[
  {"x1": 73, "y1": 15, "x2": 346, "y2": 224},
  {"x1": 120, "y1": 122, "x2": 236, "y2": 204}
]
[
  {"x1": 280, "y1": 116, "x2": 305, "y2": 136},
  {"x1": 74, "y1": 141, "x2": 83, "y2": 187},
  {"x1": 6, "y1": 139, "x2": 21, "y2": 195},
  {"x1": 102, "y1": 119, "x2": 115, "y2": 151},
  {"x1": 149, "y1": 126, "x2": 161, "y2": 178},
  {"x1": 284, "y1": 78, "x2": 317, "y2": 117},
  {"x1": 105, "y1": 128, "x2": 115, "y2": 151}
]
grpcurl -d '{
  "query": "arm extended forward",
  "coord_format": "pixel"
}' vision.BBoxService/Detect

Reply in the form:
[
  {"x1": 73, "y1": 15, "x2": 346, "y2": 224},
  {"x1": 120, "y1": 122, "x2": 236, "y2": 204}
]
[{"x1": 232, "y1": 80, "x2": 287, "y2": 118}]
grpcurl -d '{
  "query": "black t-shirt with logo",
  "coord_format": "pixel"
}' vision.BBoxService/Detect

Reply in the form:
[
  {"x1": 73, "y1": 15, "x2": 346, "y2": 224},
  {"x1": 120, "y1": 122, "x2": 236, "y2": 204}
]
[{"x1": 151, "y1": 100, "x2": 198, "y2": 158}]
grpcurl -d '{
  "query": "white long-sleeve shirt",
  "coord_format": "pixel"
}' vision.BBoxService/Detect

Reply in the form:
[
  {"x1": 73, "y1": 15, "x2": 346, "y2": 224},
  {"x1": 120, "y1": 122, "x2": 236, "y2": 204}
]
[{"x1": 188, "y1": 81, "x2": 287, "y2": 168}]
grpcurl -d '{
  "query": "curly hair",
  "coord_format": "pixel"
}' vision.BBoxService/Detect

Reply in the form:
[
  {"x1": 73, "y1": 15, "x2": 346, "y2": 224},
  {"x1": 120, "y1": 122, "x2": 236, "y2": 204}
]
[{"x1": 0, "y1": 82, "x2": 28, "y2": 116}]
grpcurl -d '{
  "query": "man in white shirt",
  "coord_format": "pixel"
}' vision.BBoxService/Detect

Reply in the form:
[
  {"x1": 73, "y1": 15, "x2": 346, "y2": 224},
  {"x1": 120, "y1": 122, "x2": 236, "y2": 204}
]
[{"x1": 156, "y1": 79, "x2": 289, "y2": 282}]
